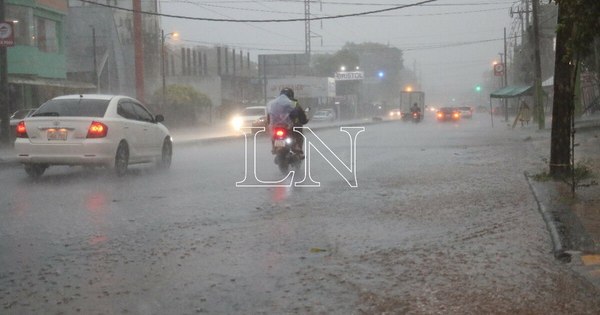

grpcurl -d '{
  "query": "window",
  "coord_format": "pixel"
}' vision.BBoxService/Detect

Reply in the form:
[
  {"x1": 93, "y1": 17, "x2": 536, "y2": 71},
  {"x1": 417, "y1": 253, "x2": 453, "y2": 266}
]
[
  {"x1": 34, "y1": 99, "x2": 109, "y2": 117},
  {"x1": 131, "y1": 103, "x2": 154, "y2": 122},
  {"x1": 6, "y1": 5, "x2": 34, "y2": 46},
  {"x1": 117, "y1": 102, "x2": 138, "y2": 120},
  {"x1": 35, "y1": 17, "x2": 58, "y2": 53}
]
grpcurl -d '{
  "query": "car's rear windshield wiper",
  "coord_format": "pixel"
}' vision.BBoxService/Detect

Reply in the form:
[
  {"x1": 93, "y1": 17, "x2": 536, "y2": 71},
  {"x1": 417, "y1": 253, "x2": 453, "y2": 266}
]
[{"x1": 32, "y1": 112, "x2": 60, "y2": 117}]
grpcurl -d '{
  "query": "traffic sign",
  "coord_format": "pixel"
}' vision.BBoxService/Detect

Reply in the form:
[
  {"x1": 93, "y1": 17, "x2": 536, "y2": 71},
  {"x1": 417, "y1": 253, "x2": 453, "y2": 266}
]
[
  {"x1": 0, "y1": 22, "x2": 15, "y2": 47},
  {"x1": 334, "y1": 71, "x2": 364, "y2": 81},
  {"x1": 493, "y1": 63, "x2": 504, "y2": 76}
]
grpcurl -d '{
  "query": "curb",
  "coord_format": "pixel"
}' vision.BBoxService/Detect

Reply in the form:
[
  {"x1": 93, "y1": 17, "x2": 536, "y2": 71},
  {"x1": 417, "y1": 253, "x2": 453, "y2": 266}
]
[{"x1": 524, "y1": 171, "x2": 571, "y2": 262}]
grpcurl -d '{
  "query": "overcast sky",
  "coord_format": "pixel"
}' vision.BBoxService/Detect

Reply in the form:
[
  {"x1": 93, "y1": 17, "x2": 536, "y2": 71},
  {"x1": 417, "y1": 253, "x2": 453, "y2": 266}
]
[{"x1": 160, "y1": 0, "x2": 517, "y2": 105}]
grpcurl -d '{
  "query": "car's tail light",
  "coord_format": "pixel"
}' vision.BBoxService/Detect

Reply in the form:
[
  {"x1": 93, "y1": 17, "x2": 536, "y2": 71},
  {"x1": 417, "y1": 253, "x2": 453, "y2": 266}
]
[
  {"x1": 453, "y1": 113, "x2": 460, "y2": 118},
  {"x1": 437, "y1": 113, "x2": 443, "y2": 118},
  {"x1": 273, "y1": 127, "x2": 287, "y2": 139},
  {"x1": 87, "y1": 121, "x2": 108, "y2": 138},
  {"x1": 16, "y1": 121, "x2": 28, "y2": 138}
]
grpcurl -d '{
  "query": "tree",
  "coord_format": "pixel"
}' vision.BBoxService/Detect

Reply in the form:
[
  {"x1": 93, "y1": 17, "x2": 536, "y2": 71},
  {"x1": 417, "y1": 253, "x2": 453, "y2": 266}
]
[
  {"x1": 152, "y1": 85, "x2": 213, "y2": 127},
  {"x1": 549, "y1": 0, "x2": 600, "y2": 177},
  {"x1": 311, "y1": 48, "x2": 359, "y2": 77}
]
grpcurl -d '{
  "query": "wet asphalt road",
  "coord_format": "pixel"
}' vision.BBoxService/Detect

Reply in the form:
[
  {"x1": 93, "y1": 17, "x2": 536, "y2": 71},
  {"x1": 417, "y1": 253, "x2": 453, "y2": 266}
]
[{"x1": 1, "y1": 113, "x2": 600, "y2": 314}]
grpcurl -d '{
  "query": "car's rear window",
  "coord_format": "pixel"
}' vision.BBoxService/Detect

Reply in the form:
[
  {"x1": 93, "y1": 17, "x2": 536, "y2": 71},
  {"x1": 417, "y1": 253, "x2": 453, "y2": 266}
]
[{"x1": 33, "y1": 99, "x2": 110, "y2": 118}]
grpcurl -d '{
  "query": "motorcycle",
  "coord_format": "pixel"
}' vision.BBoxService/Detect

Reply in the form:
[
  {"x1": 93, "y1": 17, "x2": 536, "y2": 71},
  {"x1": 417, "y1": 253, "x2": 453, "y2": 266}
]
[
  {"x1": 411, "y1": 111, "x2": 422, "y2": 123},
  {"x1": 271, "y1": 125, "x2": 303, "y2": 173}
]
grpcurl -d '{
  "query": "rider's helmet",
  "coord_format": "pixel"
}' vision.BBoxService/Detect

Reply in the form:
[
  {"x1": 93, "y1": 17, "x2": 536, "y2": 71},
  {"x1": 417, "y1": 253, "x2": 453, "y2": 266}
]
[{"x1": 280, "y1": 87, "x2": 295, "y2": 100}]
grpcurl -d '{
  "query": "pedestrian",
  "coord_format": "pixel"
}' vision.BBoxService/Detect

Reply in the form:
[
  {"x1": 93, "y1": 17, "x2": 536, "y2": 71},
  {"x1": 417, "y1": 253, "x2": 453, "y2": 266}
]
[{"x1": 520, "y1": 101, "x2": 531, "y2": 127}]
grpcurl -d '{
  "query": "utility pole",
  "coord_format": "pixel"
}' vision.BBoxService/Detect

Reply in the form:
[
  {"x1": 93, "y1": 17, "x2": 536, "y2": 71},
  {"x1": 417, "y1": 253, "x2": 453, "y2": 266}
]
[
  {"x1": 532, "y1": 0, "x2": 544, "y2": 129},
  {"x1": 503, "y1": 27, "x2": 508, "y2": 122},
  {"x1": 133, "y1": 0, "x2": 145, "y2": 102},
  {"x1": 91, "y1": 26, "x2": 98, "y2": 93},
  {"x1": 0, "y1": 0, "x2": 10, "y2": 146},
  {"x1": 304, "y1": 0, "x2": 310, "y2": 56}
]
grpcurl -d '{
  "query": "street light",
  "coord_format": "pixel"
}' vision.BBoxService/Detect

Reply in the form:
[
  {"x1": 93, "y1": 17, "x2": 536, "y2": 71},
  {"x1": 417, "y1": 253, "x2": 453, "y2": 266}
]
[{"x1": 161, "y1": 30, "x2": 179, "y2": 110}]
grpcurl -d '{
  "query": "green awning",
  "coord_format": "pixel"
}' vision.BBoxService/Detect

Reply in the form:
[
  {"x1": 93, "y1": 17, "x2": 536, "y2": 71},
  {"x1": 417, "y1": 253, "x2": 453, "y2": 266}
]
[{"x1": 489, "y1": 85, "x2": 532, "y2": 98}]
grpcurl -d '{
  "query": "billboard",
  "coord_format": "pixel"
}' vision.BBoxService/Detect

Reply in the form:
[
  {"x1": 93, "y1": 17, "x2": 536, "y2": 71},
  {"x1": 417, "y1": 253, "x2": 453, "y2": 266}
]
[
  {"x1": 267, "y1": 76, "x2": 335, "y2": 99},
  {"x1": 259, "y1": 54, "x2": 311, "y2": 77}
]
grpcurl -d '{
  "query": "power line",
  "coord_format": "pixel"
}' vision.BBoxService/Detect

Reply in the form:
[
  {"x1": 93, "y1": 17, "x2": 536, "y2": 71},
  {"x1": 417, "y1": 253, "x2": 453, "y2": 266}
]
[
  {"x1": 163, "y1": 1, "x2": 509, "y2": 17},
  {"x1": 77, "y1": 0, "x2": 437, "y2": 22}
]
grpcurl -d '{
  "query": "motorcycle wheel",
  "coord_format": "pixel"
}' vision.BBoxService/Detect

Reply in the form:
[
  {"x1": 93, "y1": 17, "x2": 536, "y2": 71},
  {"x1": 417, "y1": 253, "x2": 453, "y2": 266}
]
[{"x1": 277, "y1": 152, "x2": 289, "y2": 174}]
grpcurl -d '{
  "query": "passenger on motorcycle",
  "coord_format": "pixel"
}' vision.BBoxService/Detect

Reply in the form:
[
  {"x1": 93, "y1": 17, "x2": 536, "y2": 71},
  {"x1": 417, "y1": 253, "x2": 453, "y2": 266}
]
[
  {"x1": 410, "y1": 103, "x2": 421, "y2": 115},
  {"x1": 267, "y1": 88, "x2": 308, "y2": 158},
  {"x1": 410, "y1": 103, "x2": 421, "y2": 121}
]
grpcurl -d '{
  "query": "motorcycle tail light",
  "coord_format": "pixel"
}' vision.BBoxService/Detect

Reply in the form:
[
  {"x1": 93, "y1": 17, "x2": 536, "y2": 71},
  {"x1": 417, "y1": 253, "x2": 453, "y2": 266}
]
[{"x1": 273, "y1": 128, "x2": 287, "y2": 139}]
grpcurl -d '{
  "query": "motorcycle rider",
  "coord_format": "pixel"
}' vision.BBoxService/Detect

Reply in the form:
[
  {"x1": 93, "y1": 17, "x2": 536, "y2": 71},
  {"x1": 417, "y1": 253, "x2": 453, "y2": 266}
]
[
  {"x1": 267, "y1": 88, "x2": 308, "y2": 157},
  {"x1": 410, "y1": 102, "x2": 421, "y2": 120}
]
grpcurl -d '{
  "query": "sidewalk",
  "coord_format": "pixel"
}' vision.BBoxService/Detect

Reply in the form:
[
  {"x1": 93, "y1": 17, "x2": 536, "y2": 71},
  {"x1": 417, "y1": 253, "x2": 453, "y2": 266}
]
[{"x1": 525, "y1": 115, "x2": 600, "y2": 289}]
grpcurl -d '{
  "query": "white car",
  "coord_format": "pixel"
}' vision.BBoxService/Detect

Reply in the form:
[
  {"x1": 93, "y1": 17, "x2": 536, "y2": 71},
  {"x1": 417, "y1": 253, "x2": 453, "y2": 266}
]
[
  {"x1": 312, "y1": 109, "x2": 336, "y2": 122},
  {"x1": 230, "y1": 106, "x2": 267, "y2": 132},
  {"x1": 14, "y1": 94, "x2": 172, "y2": 178}
]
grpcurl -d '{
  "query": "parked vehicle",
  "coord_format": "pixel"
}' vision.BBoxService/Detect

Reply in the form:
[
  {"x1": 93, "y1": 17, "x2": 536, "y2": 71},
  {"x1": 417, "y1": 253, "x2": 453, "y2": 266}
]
[{"x1": 14, "y1": 94, "x2": 172, "y2": 178}]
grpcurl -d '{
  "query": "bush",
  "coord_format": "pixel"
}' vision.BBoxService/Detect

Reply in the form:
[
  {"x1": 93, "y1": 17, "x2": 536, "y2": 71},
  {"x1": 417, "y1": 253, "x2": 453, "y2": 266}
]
[{"x1": 152, "y1": 85, "x2": 212, "y2": 127}]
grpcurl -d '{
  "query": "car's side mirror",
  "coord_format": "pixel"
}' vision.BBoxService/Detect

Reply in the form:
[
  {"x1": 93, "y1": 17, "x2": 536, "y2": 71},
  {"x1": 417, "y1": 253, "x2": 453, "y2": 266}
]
[
  {"x1": 155, "y1": 114, "x2": 164, "y2": 123},
  {"x1": 305, "y1": 107, "x2": 311, "y2": 113}
]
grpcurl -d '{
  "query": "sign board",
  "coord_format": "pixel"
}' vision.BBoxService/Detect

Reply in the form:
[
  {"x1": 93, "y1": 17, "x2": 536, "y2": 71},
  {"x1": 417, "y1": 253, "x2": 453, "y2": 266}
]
[
  {"x1": 335, "y1": 71, "x2": 364, "y2": 81},
  {"x1": 493, "y1": 63, "x2": 504, "y2": 76},
  {"x1": 0, "y1": 22, "x2": 15, "y2": 47},
  {"x1": 259, "y1": 54, "x2": 311, "y2": 77},
  {"x1": 267, "y1": 76, "x2": 336, "y2": 99}
]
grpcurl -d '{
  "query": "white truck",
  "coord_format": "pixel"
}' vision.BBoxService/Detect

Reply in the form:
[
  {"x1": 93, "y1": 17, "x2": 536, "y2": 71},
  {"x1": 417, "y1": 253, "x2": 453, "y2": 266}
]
[{"x1": 399, "y1": 91, "x2": 425, "y2": 121}]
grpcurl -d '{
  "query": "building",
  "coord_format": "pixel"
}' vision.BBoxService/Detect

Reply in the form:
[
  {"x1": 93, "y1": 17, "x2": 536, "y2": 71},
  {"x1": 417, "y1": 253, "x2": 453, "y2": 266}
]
[{"x1": 6, "y1": 0, "x2": 94, "y2": 112}]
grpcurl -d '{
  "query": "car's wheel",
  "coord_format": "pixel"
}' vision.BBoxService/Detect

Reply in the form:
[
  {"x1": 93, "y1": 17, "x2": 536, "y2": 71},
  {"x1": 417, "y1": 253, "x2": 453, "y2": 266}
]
[
  {"x1": 114, "y1": 141, "x2": 129, "y2": 177},
  {"x1": 24, "y1": 164, "x2": 47, "y2": 179},
  {"x1": 157, "y1": 137, "x2": 172, "y2": 169}
]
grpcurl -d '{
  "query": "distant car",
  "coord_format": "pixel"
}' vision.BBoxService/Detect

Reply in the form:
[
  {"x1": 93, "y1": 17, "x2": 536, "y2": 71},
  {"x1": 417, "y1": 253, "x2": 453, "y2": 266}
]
[
  {"x1": 388, "y1": 109, "x2": 402, "y2": 119},
  {"x1": 456, "y1": 106, "x2": 473, "y2": 119},
  {"x1": 231, "y1": 106, "x2": 268, "y2": 132},
  {"x1": 312, "y1": 109, "x2": 336, "y2": 122},
  {"x1": 10, "y1": 108, "x2": 37, "y2": 124},
  {"x1": 14, "y1": 94, "x2": 172, "y2": 178},
  {"x1": 436, "y1": 107, "x2": 461, "y2": 122}
]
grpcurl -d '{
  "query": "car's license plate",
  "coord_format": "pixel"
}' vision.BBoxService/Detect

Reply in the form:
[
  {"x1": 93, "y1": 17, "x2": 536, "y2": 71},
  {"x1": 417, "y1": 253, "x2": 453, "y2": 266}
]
[
  {"x1": 47, "y1": 128, "x2": 68, "y2": 141},
  {"x1": 274, "y1": 139, "x2": 286, "y2": 148}
]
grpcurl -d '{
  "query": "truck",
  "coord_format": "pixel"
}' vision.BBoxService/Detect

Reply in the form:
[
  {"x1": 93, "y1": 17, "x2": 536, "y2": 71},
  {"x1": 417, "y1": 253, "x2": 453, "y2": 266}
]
[{"x1": 399, "y1": 91, "x2": 425, "y2": 121}]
